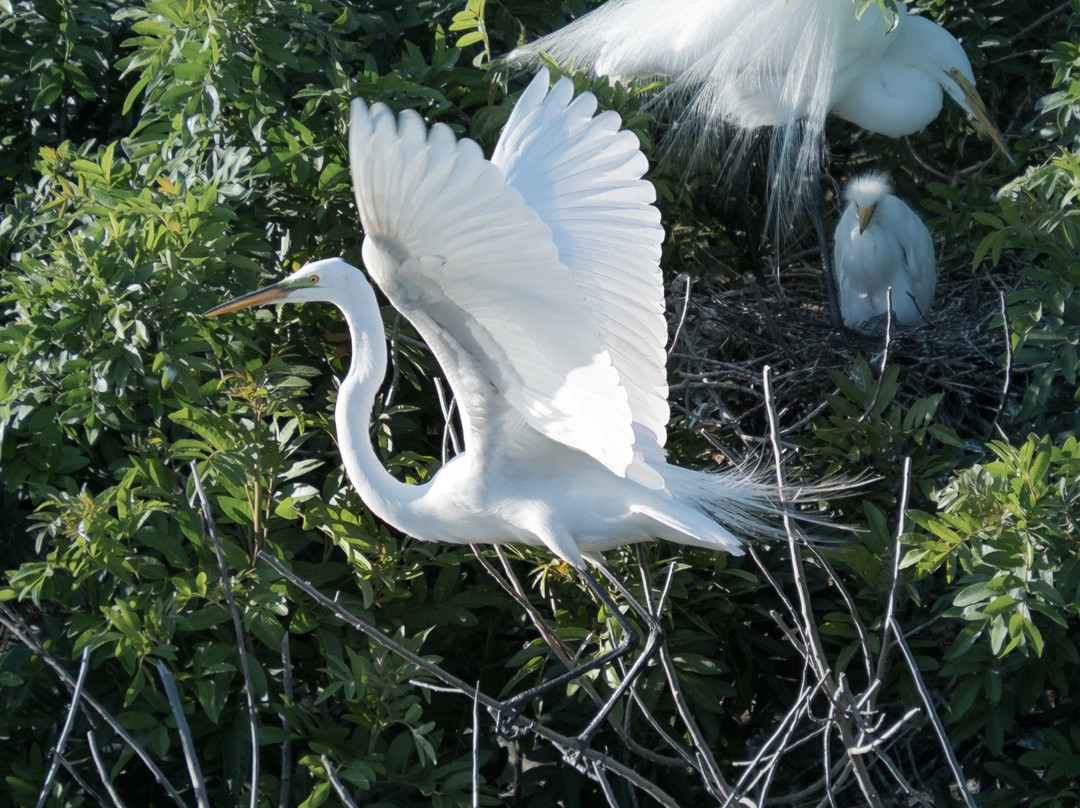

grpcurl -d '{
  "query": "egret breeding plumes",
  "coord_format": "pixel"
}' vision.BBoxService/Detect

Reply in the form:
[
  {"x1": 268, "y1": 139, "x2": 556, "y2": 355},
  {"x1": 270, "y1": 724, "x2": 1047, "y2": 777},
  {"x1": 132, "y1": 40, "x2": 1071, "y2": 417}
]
[
  {"x1": 207, "y1": 70, "x2": 816, "y2": 734},
  {"x1": 833, "y1": 172, "x2": 936, "y2": 329},
  {"x1": 509, "y1": 0, "x2": 1009, "y2": 231}
]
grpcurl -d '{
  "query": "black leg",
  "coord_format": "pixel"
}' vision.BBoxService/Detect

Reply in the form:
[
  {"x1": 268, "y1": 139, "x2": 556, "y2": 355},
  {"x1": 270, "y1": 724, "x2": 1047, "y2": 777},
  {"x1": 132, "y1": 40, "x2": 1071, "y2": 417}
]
[
  {"x1": 737, "y1": 163, "x2": 766, "y2": 286},
  {"x1": 811, "y1": 176, "x2": 843, "y2": 329},
  {"x1": 734, "y1": 131, "x2": 768, "y2": 285},
  {"x1": 576, "y1": 564, "x2": 667, "y2": 743},
  {"x1": 495, "y1": 566, "x2": 644, "y2": 741}
]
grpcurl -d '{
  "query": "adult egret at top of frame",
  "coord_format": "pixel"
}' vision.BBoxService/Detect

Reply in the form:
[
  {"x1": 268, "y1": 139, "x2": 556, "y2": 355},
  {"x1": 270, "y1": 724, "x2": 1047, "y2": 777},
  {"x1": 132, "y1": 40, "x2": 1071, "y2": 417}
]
[
  {"x1": 833, "y1": 172, "x2": 936, "y2": 330},
  {"x1": 206, "y1": 69, "x2": 818, "y2": 575},
  {"x1": 509, "y1": 0, "x2": 1010, "y2": 231}
]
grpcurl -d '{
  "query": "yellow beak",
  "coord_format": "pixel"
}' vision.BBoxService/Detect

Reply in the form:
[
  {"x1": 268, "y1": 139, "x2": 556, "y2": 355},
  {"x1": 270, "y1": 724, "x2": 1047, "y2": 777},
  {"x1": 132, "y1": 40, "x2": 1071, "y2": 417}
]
[
  {"x1": 857, "y1": 204, "x2": 875, "y2": 233},
  {"x1": 951, "y1": 69, "x2": 1012, "y2": 163},
  {"x1": 204, "y1": 283, "x2": 289, "y2": 317}
]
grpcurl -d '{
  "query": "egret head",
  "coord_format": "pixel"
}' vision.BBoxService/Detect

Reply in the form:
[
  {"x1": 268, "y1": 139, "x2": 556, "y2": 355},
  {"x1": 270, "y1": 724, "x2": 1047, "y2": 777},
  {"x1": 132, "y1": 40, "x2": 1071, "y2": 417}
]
[
  {"x1": 204, "y1": 258, "x2": 358, "y2": 317},
  {"x1": 901, "y1": 15, "x2": 1010, "y2": 160},
  {"x1": 844, "y1": 173, "x2": 893, "y2": 234}
]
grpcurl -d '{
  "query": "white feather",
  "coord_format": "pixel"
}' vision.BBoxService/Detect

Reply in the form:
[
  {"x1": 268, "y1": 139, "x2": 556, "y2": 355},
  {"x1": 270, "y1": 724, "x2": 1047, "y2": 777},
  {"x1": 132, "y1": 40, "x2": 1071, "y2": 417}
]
[
  {"x1": 210, "y1": 71, "x2": 824, "y2": 572},
  {"x1": 833, "y1": 172, "x2": 936, "y2": 328},
  {"x1": 492, "y1": 68, "x2": 669, "y2": 485},
  {"x1": 509, "y1": 0, "x2": 1001, "y2": 232}
]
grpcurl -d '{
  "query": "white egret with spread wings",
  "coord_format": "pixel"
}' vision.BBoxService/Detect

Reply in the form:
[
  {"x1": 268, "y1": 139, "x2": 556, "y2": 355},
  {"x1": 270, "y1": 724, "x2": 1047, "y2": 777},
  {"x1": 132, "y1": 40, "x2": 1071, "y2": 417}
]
[{"x1": 207, "y1": 70, "x2": 801, "y2": 737}]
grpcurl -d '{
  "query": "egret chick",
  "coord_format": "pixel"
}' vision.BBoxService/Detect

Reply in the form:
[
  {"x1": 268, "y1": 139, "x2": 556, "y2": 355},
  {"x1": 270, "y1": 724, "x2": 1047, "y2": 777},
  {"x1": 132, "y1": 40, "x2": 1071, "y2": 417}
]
[
  {"x1": 207, "y1": 70, "x2": 818, "y2": 739},
  {"x1": 833, "y1": 172, "x2": 936, "y2": 329}
]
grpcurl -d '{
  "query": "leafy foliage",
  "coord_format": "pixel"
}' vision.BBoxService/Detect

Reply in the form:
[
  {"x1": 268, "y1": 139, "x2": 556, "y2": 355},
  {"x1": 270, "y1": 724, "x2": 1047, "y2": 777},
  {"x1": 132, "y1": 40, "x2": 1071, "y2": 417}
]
[
  {"x1": 1, "y1": 0, "x2": 1080, "y2": 806},
  {"x1": 905, "y1": 434, "x2": 1080, "y2": 805}
]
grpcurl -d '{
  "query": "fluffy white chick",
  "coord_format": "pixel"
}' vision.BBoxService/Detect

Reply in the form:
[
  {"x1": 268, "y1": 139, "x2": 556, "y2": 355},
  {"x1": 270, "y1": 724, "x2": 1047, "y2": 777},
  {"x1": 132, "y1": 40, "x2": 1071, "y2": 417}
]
[{"x1": 833, "y1": 173, "x2": 936, "y2": 329}]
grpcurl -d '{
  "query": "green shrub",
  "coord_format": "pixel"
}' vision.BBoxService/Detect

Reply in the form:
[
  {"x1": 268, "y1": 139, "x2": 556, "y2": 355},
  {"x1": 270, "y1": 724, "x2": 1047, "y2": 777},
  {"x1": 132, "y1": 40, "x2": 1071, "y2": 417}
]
[{"x1": 3, "y1": 0, "x2": 1080, "y2": 806}]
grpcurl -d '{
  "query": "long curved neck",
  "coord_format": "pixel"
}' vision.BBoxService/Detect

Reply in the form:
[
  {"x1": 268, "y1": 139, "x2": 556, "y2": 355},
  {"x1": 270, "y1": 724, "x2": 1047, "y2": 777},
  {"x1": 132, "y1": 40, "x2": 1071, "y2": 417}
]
[{"x1": 334, "y1": 271, "x2": 427, "y2": 534}]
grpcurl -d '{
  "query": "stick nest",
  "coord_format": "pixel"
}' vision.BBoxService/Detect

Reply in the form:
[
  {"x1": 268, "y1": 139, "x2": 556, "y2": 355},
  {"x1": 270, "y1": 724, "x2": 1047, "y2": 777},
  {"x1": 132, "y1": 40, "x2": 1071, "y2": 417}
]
[{"x1": 665, "y1": 253, "x2": 1023, "y2": 448}]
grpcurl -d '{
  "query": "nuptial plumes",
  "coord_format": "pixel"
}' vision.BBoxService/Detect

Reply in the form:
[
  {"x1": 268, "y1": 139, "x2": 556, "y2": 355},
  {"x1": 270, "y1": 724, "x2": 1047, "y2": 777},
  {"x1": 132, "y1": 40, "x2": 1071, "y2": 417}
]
[
  {"x1": 508, "y1": 0, "x2": 1009, "y2": 230},
  {"x1": 833, "y1": 172, "x2": 936, "y2": 329},
  {"x1": 207, "y1": 70, "x2": 820, "y2": 572}
]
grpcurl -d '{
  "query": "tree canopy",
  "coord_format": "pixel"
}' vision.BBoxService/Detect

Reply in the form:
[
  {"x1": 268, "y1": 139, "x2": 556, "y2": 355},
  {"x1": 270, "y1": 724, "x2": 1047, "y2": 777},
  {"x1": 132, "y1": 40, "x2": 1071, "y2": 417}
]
[{"x1": 2, "y1": 1, "x2": 1079, "y2": 806}]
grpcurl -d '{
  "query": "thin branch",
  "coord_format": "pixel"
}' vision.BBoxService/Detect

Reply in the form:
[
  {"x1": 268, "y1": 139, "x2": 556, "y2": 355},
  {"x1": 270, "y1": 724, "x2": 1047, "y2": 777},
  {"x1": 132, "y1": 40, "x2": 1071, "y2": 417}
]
[
  {"x1": 319, "y1": 755, "x2": 361, "y2": 808},
  {"x1": 433, "y1": 377, "x2": 461, "y2": 460},
  {"x1": 848, "y1": 709, "x2": 921, "y2": 755},
  {"x1": 591, "y1": 760, "x2": 622, "y2": 808},
  {"x1": 472, "y1": 682, "x2": 481, "y2": 808},
  {"x1": 762, "y1": 366, "x2": 885, "y2": 808},
  {"x1": 472, "y1": 547, "x2": 578, "y2": 675},
  {"x1": 859, "y1": 289, "x2": 893, "y2": 424},
  {"x1": 87, "y1": 730, "x2": 130, "y2": 808},
  {"x1": 0, "y1": 604, "x2": 190, "y2": 808},
  {"x1": 668, "y1": 273, "x2": 693, "y2": 355},
  {"x1": 258, "y1": 553, "x2": 683, "y2": 808},
  {"x1": 278, "y1": 633, "x2": 294, "y2": 808},
  {"x1": 189, "y1": 461, "x2": 260, "y2": 808},
  {"x1": 56, "y1": 754, "x2": 106, "y2": 807},
  {"x1": 884, "y1": 474, "x2": 977, "y2": 808},
  {"x1": 876, "y1": 457, "x2": 913, "y2": 678},
  {"x1": 473, "y1": 547, "x2": 685, "y2": 766},
  {"x1": 36, "y1": 645, "x2": 92, "y2": 808},
  {"x1": 156, "y1": 662, "x2": 212, "y2": 808},
  {"x1": 727, "y1": 675, "x2": 819, "y2": 804},
  {"x1": 989, "y1": 290, "x2": 1013, "y2": 437},
  {"x1": 887, "y1": 623, "x2": 976, "y2": 808},
  {"x1": 1014, "y1": 2, "x2": 1070, "y2": 39}
]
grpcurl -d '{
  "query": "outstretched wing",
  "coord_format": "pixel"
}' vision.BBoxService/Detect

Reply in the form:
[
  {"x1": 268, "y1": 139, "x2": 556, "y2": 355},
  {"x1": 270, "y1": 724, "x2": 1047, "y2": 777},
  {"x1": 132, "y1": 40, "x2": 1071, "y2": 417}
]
[
  {"x1": 349, "y1": 90, "x2": 638, "y2": 478},
  {"x1": 492, "y1": 70, "x2": 669, "y2": 454}
]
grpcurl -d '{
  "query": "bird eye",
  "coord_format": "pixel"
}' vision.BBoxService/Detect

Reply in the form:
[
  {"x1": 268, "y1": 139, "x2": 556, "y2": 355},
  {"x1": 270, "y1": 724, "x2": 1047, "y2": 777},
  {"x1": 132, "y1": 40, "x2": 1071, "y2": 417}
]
[{"x1": 308, "y1": 274, "x2": 320, "y2": 283}]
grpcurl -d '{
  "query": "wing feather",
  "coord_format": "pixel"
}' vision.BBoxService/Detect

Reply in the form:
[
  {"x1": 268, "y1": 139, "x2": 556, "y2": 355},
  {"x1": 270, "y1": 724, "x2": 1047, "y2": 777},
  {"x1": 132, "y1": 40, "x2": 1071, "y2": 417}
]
[
  {"x1": 492, "y1": 71, "x2": 669, "y2": 461},
  {"x1": 350, "y1": 94, "x2": 638, "y2": 477}
]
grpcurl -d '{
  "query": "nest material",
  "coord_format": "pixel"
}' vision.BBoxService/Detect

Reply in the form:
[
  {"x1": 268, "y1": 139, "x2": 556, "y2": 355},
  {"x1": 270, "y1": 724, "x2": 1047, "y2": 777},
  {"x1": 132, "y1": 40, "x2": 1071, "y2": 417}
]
[{"x1": 666, "y1": 254, "x2": 1022, "y2": 449}]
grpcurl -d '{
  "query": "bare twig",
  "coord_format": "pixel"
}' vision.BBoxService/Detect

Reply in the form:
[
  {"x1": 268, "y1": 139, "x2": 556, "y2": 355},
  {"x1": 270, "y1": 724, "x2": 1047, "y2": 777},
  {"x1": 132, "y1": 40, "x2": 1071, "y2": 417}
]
[
  {"x1": 0, "y1": 604, "x2": 189, "y2": 808},
  {"x1": 36, "y1": 645, "x2": 92, "y2": 808},
  {"x1": 590, "y1": 561, "x2": 700, "y2": 767},
  {"x1": 472, "y1": 547, "x2": 579, "y2": 677},
  {"x1": 668, "y1": 273, "x2": 693, "y2": 354},
  {"x1": 156, "y1": 662, "x2": 211, "y2": 808},
  {"x1": 876, "y1": 457, "x2": 913, "y2": 679},
  {"x1": 472, "y1": 682, "x2": 481, "y2": 808},
  {"x1": 278, "y1": 633, "x2": 294, "y2": 808},
  {"x1": 474, "y1": 548, "x2": 686, "y2": 766},
  {"x1": 55, "y1": 755, "x2": 106, "y2": 807},
  {"x1": 859, "y1": 288, "x2": 893, "y2": 423},
  {"x1": 189, "y1": 461, "x2": 260, "y2": 808},
  {"x1": 434, "y1": 377, "x2": 462, "y2": 460},
  {"x1": 87, "y1": 730, "x2": 130, "y2": 808},
  {"x1": 319, "y1": 755, "x2": 361, "y2": 808},
  {"x1": 762, "y1": 366, "x2": 885, "y2": 808},
  {"x1": 591, "y1": 760, "x2": 622, "y2": 808},
  {"x1": 1014, "y1": 2, "x2": 1071, "y2": 39},
  {"x1": 990, "y1": 290, "x2": 1013, "y2": 437},
  {"x1": 884, "y1": 463, "x2": 977, "y2": 808},
  {"x1": 258, "y1": 553, "x2": 683, "y2": 808}
]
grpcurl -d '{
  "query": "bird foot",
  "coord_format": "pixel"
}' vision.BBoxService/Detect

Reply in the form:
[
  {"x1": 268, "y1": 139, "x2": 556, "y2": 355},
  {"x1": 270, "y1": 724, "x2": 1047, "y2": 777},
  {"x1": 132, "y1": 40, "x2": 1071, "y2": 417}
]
[
  {"x1": 493, "y1": 699, "x2": 530, "y2": 740},
  {"x1": 560, "y1": 737, "x2": 600, "y2": 769}
]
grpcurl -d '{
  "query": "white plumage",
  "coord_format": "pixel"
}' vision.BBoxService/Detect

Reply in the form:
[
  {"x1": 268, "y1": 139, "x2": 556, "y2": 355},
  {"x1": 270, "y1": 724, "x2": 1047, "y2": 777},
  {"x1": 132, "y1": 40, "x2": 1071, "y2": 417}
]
[
  {"x1": 833, "y1": 172, "x2": 936, "y2": 328},
  {"x1": 207, "y1": 70, "x2": 796, "y2": 570},
  {"x1": 509, "y1": 0, "x2": 1008, "y2": 229}
]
